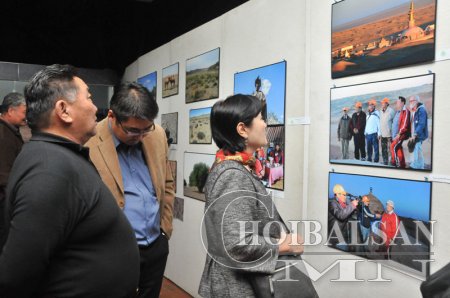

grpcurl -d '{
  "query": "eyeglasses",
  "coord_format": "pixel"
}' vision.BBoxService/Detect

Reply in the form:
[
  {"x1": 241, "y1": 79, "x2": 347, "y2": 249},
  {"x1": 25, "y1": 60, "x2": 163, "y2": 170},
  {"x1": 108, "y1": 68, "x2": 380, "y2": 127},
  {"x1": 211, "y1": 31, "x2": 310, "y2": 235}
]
[{"x1": 116, "y1": 118, "x2": 155, "y2": 136}]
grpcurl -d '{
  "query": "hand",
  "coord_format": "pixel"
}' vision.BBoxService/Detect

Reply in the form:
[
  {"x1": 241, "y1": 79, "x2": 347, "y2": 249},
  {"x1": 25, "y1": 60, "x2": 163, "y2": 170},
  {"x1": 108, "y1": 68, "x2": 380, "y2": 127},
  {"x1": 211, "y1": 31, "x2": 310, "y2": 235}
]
[
  {"x1": 351, "y1": 200, "x2": 358, "y2": 208},
  {"x1": 376, "y1": 214, "x2": 381, "y2": 219},
  {"x1": 278, "y1": 232, "x2": 304, "y2": 255},
  {"x1": 353, "y1": 128, "x2": 358, "y2": 134}
]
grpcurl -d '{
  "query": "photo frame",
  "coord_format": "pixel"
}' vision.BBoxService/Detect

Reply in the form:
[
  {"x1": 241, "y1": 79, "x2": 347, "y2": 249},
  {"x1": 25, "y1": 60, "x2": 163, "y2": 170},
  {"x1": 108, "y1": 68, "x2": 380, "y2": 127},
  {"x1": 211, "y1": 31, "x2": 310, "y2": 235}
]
[
  {"x1": 328, "y1": 172, "x2": 432, "y2": 277},
  {"x1": 174, "y1": 197, "x2": 185, "y2": 221},
  {"x1": 330, "y1": 73, "x2": 434, "y2": 171},
  {"x1": 161, "y1": 112, "x2": 178, "y2": 145},
  {"x1": 234, "y1": 61, "x2": 286, "y2": 125},
  {"x1": 168, "y1": 160, "x2": 177, "y2": 194},
  {"x1": 137, "y1": 71, "x2": 157, "y2": 98},
  {"x1": 189, "y1": 107, "x2": 212, "y2": 144},
  {"x1": 183, "y1": 152, "x2": 215, "y2": 202},
  {"x1": 331, "y1": 0, "x2": 437, "y2": 78},
  {"x1": 255, "y1": 125, "x2": 285, "y2": 191},
  {"x1": 162, "y1": 63, "x2": 179, "y2": 98},
  {"x1": 186, "y1": 48, "x2": 220, "y2": 103}
]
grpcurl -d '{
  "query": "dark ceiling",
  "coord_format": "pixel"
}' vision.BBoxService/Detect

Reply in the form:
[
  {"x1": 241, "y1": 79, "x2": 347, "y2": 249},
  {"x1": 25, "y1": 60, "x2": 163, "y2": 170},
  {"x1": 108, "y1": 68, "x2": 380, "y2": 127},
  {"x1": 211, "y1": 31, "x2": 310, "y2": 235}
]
[{"x1": 0, "y1": 0, "x2": 248, "y2": 76}]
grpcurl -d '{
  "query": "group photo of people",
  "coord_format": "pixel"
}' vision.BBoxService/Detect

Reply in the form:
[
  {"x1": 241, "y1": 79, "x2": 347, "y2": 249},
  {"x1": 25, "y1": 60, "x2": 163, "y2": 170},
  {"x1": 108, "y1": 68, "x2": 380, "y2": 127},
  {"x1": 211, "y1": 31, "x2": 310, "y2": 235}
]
[{"x1": 330, "y1": 74, "x2": 434, "y2": 171}]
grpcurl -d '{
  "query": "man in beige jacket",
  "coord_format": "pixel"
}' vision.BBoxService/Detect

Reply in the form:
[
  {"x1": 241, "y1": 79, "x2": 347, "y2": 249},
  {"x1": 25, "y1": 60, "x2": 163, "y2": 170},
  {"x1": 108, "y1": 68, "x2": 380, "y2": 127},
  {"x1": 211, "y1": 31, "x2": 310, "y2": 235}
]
[{"x1": 86, "y1": 82, "x2": 174, "y2": 298}]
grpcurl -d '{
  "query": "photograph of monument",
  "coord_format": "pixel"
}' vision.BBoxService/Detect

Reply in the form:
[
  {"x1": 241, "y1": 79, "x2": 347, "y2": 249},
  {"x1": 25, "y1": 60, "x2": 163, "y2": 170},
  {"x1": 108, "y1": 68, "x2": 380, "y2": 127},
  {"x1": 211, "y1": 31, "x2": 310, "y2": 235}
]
[{"x1": 332, "y1": 0, "x2": 436, "y2": 78}]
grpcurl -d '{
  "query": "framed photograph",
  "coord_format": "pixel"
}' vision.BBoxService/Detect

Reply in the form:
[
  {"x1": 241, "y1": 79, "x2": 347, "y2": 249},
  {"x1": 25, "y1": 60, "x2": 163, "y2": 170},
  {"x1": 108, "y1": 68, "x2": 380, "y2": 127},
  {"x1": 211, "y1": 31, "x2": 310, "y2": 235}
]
[
  {"x1": 255, "y1": 125, "x2": 285, "y2": 191},
  {"x1": 162, "y1": 63, "x2": 179, "y2": 98},
  {"x1": 331, "y1": 0, "x2": 437, "y2": 78},
  {"x1": 234, "y1": 61, "x2": 286, "y2": 125},
  {"x1": 174, "y1": 197, "x2": 184, "y2": 221},
  {"x1": 168, "y1": 160, "x2": 177, "y2": 194},
  {"x1": 189, "y1": 107, "x2": 212, "y2": 144},
  {"x1": 186, "y1": 48, "x2": 220, "y2": 103},
  {"x1": 183, "y1": 152, "x2": 215, "y2": 202},
  {"x1": 330, "y1": 73, "x2": 434, "y2": 171},
  {"x1": 327, "y1": 172, "x2": 432, "y2": 277},
  {"x1": 161, "y1": 112, "x2": 178, "y2": 145},
  {"x1": 137, "y1": 71, "x2": 157, "y2": 98}
]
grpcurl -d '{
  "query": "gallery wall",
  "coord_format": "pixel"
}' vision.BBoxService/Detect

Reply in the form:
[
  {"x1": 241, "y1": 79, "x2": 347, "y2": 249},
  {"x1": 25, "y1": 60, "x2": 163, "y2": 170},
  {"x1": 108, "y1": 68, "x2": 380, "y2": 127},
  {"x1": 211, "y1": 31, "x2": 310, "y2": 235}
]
[{"x1": 123, "y1": 0, "x2": 450, "y2": 297}]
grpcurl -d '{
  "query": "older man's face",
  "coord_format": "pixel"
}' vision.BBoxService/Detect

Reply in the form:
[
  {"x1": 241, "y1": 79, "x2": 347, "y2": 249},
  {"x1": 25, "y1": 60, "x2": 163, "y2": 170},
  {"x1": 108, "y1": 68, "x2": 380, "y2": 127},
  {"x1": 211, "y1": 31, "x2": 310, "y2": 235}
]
[{"x1": 9, "y1": 104, "x2": 27, "y2": 127}]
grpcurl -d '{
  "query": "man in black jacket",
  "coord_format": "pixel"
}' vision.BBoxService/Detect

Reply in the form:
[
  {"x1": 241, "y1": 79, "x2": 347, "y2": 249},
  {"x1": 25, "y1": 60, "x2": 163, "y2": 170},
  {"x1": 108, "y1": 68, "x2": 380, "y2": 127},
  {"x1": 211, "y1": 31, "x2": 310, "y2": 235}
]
[
  {"x1": 349, "y1": 101, "x2": 367, "y2": 161},
  {"x1": 0, "y1": 92, "x2": 26, "y2": 241},
  {"x1": 0, "y1": 64, "x2": 140, "y2": 297}
]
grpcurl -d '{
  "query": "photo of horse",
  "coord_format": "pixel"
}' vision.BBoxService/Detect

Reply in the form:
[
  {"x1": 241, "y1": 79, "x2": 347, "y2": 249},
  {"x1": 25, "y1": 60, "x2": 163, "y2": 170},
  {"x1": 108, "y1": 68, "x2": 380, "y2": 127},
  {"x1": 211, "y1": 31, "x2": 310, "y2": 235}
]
[{"x1": 162, "y1": 63, "x2": 179, "y2": 98}]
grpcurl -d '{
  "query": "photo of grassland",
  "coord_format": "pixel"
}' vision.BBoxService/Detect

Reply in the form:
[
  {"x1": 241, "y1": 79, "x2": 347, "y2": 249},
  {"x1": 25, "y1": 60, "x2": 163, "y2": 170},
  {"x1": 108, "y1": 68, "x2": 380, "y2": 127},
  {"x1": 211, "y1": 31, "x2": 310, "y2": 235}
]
[
  {"x1": 186, "y1": 48, "x2": 220, "y2": 103},
  {"x1": 189, "y1": 107, "x2": 212, "y2": 144}
]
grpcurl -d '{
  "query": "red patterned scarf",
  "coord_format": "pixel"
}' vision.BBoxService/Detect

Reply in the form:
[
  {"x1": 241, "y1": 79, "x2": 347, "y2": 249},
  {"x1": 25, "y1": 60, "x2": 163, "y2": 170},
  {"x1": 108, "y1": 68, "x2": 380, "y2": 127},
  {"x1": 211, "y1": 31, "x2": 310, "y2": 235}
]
[{"x1": 215, "y1": 149, "x2": 256, "y2": 170}]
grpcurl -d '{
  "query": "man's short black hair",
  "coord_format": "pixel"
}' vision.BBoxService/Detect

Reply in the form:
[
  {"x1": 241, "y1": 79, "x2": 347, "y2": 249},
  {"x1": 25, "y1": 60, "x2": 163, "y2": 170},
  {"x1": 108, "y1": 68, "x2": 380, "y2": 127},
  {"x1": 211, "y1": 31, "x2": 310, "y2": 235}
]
[
  {"x1": 24, "y1": 64, "x2": 78, "y2": 130},
  {"x1": 109, "y1": 82, "x2": 159, "y2": 122},
  {"x1": 399, "y1": 96, "x2": 406, "y2": 104},
  {"x1": 211, "y1": 94, "x2": 262, "y2": 153}
]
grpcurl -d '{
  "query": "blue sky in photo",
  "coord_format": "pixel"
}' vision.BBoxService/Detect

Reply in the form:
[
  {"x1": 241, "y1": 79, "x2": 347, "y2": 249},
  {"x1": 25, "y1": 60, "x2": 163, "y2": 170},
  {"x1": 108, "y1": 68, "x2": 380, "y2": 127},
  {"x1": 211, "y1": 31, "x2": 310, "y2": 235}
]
[
  {"x1": 333, "y1": 0, "x2": 434, "y2": 29},
  {"x1": 163, "y1": 63, "x2": 178, "y2": 77},
  {"x1": 190, "y1": 107, "x2": 211, "y2": 118},
  {"x1": 138, "y1": 71, "x2": 157, "y2": 91},
  {"x1": 329, "y1": 173, "x2": 431, "y2": 221},
  {"x1": 186, "y1": 48, "x2": 219, "y2": 72},
  {"x1": 234, "y1": 61, "x2": 286, "y2": 124}
]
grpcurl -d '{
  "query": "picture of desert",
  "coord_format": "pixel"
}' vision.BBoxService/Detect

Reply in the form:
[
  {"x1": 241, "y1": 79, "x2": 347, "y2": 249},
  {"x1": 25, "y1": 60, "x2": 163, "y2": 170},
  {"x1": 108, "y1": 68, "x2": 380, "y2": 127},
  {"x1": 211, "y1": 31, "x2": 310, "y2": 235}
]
[
  {"x1": 330, "y1": 74, "x2": 434, "y2": 171},
  {"x1": 186, "y1": 48, "x2": 220, "y2": 103},
  {"x1": 161, "y1": 112, "x2": 178, "y2": 144},
  {"x1": 189, "y1": 107, "x2": 212, "y2": 144},
  {"x1": 332, "y1": 0, "x2": 436, "y2": 78},
  {"x1": 162, "y1": 63, "x2": 179, "y2": 98}
]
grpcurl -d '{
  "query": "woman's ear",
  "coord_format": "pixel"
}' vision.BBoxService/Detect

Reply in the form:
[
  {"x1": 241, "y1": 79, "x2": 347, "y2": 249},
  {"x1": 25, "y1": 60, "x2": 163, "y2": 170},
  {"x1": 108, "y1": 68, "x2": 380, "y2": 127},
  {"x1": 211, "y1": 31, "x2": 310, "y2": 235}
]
[
  {"x1": 54, "y1": 100, "x2": 73, "y2": 124},
  {"x1": 236, "y1": 122, "x2": 248, "y2": 139}
]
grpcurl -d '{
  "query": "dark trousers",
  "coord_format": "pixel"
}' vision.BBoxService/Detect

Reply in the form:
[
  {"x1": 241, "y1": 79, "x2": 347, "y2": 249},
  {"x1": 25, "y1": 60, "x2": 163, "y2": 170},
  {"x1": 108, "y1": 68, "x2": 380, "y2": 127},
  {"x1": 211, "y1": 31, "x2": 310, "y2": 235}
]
[
  {"x1": 137, "y1": 233, "x2": 169, "y2": 298},
  {"x1": 353, "y1": 133, "x2": 366, "y2": 160},
  {"x1": 381, "y1": 137, "x2": 391, "y2": 165},
  {"x1": 365, "y1": 133, "x2": 379, "y2": 162}
]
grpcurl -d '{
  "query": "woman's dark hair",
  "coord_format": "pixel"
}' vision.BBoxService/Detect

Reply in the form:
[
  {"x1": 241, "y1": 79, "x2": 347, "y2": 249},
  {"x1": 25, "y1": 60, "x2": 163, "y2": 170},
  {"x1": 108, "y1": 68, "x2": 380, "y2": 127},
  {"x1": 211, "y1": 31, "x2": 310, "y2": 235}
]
[
  {"x1": 210, "y1": 94, "x2": 262, "y2": 153},
  {"x1": 109, "y1": 82, "x2": 159, "y2": 122}
]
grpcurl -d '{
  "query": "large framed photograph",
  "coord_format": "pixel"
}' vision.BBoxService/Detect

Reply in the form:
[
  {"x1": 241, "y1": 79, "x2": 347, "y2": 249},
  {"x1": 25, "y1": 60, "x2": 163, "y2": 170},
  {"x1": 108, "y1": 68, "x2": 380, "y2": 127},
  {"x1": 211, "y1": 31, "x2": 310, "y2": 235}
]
[
  {"x1": 161, "y1": 112, "x2": 178, "y2": 145},
  {"x1": 255, "y1": 125, "x2": 285, "y2": 191},
  {"x1": 186, "y1": 48, "x2": 220, "y2": 103},
  {"x1": 330, "y1": 73, "x2": 434, "y2": 171},
  {"x1": 168, "y1": 160, "x2": 177, "y2": 194},
  {"x1": 328, "y1": 172, "x2": 432, "y2": 277},
  {"x1": 183, "y1": 152, "x2": 215, "y2": 202},
  {"x1": 189, "y1": 107, "x2": 212, "y2": 144},
  {"x1": 331, "y1": 0, "x2": 437, "y2": 78},
  {"x1": 234, "y1": 61, "x2": 286, "y2": 125},
  {"x1": 162, "y1": 63, "x2": 179, "y2": 98},
  {"x1": 137, "y1": 71, "x2": 157, "y2": 98}
]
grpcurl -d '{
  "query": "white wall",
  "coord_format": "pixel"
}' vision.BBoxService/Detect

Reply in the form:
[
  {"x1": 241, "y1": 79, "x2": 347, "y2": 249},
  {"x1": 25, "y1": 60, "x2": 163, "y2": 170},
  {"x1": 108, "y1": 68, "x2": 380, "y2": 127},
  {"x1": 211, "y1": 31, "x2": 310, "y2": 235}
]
[{"x1": 123, "y1": 0, "x2": 450, "y2": 297}]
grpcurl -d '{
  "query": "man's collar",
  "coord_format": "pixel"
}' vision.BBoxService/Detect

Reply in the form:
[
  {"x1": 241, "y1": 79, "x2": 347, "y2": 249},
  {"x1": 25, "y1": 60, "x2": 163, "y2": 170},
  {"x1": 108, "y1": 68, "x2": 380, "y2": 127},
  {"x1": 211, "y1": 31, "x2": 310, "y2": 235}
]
[
  {"x1": 0, "y1": 118, "x2": 20, "y2": 135},
  {"x1": 31, "y1": 131, "x2": 90, "y2": 160}
]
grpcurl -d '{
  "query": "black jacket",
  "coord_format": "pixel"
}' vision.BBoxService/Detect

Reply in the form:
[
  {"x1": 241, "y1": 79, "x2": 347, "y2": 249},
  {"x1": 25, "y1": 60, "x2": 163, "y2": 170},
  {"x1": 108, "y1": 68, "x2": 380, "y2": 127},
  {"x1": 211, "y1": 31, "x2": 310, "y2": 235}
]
[{"x1": 0, "y1": 132, "x2": 140, "y2": 298}]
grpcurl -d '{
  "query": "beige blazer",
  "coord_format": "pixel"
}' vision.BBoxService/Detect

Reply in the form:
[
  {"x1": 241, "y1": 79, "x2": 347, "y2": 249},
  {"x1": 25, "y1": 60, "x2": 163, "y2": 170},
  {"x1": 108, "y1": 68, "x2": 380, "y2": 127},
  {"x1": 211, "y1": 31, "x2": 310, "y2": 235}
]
[{"x1": 86, "y1": 118, "x2": 174, "y2": 238}]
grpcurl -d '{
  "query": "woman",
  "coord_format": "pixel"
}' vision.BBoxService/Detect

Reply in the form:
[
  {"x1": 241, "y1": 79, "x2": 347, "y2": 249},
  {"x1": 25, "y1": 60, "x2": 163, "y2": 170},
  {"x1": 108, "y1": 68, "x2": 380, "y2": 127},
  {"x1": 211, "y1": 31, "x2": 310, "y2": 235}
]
[{"x1": 198, "y1": 94, "x2": 303, "y2": 297}]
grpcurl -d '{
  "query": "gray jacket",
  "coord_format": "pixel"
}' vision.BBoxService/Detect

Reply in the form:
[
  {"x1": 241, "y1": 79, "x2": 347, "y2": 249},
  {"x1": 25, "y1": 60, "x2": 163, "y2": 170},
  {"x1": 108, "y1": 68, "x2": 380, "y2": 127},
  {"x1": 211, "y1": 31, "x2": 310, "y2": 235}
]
[{"x1": 198, "y1": 160, "x2": 285, "y2": 298}]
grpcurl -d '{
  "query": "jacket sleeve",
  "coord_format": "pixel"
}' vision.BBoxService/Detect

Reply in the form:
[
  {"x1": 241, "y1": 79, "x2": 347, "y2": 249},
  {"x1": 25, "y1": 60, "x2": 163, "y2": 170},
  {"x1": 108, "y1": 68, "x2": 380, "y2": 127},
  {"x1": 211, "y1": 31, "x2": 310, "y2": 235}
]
[
  {"x1": 330, "y1": 200, "x2": 355, "y2": 221},
  {"x1": 161, "y1": 158, "x2": 175, "y2": 238},
  {"x1": 0, "y1": 172, "x2": 85, "y2": 296},
  {"x1": 399, "y1": 110, "x2": 411, "y2": 136},
  {"x1": 206, "y1": 168, "x2": 279, "y2": 274},
  {"x1": 337, "y1": 119, "x2": 341, "y2": 139}
]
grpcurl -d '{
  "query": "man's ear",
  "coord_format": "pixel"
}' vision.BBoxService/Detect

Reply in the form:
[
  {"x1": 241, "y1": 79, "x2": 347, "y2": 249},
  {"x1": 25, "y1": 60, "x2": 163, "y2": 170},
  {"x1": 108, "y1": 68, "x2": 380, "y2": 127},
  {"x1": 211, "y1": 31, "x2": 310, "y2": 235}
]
[
  {"x1": 236, "y1": 122, "x2": 248, "y2": 139},
  {"x1": 54, "y1": 100, "x2": 73, "y2": 124}
]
